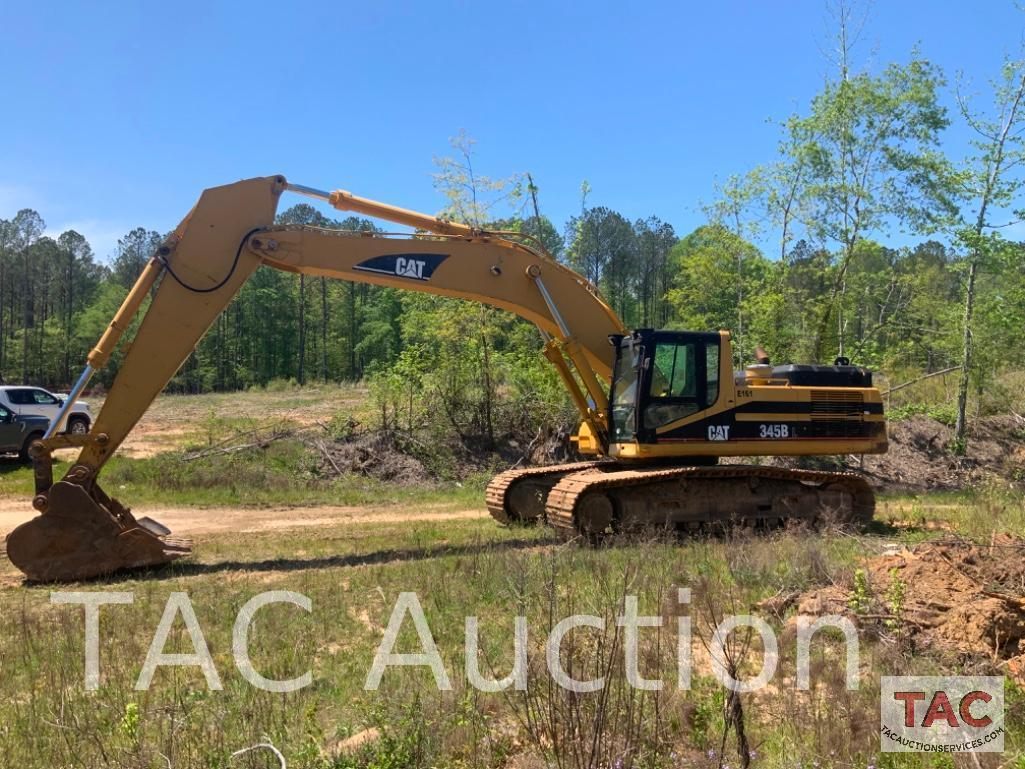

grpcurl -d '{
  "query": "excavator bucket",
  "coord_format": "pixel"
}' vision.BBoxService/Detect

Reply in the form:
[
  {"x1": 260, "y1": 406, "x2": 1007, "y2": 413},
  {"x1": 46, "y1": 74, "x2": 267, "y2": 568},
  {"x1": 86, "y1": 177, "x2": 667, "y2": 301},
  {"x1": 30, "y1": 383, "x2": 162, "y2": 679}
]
[{"x1": 5, "y1": 481, "x2": 190, "y2": 582}]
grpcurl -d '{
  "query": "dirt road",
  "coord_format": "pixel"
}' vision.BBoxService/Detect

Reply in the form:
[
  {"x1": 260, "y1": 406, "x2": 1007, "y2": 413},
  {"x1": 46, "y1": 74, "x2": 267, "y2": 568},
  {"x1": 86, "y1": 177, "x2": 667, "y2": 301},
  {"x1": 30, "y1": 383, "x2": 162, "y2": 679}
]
[{"x1": 0, "y1": 499, "x2": 487, "y2": 538}]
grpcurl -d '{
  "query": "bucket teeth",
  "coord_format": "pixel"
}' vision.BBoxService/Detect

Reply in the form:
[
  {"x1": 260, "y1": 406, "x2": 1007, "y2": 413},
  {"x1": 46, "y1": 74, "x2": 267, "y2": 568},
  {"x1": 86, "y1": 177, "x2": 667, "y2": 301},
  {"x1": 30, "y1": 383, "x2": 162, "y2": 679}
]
[{"x1": 4, "y1": 481, "x2": 191, "y2": 582}]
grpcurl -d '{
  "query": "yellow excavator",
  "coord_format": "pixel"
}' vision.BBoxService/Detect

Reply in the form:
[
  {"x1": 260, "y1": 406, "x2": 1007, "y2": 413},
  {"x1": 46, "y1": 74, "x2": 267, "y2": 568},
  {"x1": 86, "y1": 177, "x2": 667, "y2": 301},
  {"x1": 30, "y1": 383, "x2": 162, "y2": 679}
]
[{"x1": 4, "y1": 176, "x2": 887, "y2": 581}]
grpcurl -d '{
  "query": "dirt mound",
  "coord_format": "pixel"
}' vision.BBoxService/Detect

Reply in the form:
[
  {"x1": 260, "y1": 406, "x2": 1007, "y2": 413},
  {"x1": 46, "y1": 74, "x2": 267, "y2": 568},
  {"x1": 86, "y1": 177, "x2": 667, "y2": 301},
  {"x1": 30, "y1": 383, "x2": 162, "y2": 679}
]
[
  {"x1": 870, "y1": 415, "x2": 1025, "y2": 491},
  {"x1": 763, "y1": 415, "x2": 1025, "y2": 492},
  {"x1": 318, "y1": 432, "x2": 433, "y2": 485},
  {"x1": 316, "y1": 425, "x2": 578, "y2": 485},
  {"x1": 793, "y1": 536, "x2": 1025, "y2": 676}
]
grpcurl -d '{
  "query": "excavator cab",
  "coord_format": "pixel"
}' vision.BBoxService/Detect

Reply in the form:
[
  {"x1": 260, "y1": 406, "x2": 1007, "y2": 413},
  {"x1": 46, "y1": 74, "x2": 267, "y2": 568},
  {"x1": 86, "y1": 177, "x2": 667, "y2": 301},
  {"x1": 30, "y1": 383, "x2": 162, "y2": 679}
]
[
  {"x1": 606, "y1": 326, "x2": 886, "y2": 464},
  {"x1": 609, "y1": 330, "x2": 726, "y2": 449}
]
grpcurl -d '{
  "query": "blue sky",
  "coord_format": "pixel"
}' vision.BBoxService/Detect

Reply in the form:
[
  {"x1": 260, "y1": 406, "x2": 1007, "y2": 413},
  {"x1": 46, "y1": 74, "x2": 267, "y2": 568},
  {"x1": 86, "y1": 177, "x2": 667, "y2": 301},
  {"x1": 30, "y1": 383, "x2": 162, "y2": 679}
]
[{"x1": 2, "y1": 1, "x2": 1023, "y2": 261}]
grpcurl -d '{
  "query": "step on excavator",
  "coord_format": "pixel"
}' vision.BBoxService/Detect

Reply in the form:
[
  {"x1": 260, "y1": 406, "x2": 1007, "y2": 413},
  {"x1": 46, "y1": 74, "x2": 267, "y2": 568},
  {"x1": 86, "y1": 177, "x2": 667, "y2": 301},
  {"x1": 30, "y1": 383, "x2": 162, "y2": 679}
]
[{"x1": 4, "y1": 176, "x2": 887, "y2": 581}]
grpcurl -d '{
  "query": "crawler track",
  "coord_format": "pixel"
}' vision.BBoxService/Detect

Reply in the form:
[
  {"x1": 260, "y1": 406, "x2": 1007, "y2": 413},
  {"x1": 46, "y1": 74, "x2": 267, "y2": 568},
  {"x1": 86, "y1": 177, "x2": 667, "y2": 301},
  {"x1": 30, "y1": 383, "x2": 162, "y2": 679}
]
[
  {"x1": 485, "y1": 461, "x2": 607, "y2": 524},
  {"x1": 487, "y1": 461, "x2": 874, "y2": 538}
]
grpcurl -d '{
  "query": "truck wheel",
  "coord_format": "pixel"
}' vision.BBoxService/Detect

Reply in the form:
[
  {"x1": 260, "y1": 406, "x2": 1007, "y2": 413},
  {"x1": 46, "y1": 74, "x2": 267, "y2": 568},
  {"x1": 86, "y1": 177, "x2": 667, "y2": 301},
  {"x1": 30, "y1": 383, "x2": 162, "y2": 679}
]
[
  {"x1": 67, "y1": 416, "x2": 90, "y2": 436},
  {"x1": 19, "y1": 432, "x2": 44, "y2": 463}
]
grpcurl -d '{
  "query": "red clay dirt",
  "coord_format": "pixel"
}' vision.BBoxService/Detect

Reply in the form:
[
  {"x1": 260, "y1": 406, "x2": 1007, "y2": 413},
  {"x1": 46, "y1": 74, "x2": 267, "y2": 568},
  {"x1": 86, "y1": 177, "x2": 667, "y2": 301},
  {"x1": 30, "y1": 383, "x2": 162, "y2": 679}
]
[{"x1": 792, "y1": 535, "x2": 1025, "y2": 682}]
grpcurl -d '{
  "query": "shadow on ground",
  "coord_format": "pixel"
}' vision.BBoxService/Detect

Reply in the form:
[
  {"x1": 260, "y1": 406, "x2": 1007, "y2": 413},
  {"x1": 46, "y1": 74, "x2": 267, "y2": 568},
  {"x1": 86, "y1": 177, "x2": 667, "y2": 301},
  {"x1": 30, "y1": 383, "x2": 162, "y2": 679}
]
[{"x1": 14, "y1": 535, "x2": 556, "y2": 585}]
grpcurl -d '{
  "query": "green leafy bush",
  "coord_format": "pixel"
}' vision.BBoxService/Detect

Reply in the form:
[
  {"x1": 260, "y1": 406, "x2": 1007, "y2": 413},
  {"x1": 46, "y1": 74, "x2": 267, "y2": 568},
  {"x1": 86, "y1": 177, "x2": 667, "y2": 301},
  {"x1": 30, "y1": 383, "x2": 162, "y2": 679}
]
[{"x1": 888, "y1": 401, "x2": 959, "y2": 426}]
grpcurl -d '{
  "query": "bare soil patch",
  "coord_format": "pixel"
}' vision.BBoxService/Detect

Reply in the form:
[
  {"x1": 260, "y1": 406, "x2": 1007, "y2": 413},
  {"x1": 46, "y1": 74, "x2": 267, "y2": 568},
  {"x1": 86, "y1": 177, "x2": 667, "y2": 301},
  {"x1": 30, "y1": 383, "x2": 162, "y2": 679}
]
[
  {"x1": 0, "y1": 499, "x2": 486, "y2": 539},
  {"x1": 792, "y1": 535, "x2": 1025, "y2": 680}
]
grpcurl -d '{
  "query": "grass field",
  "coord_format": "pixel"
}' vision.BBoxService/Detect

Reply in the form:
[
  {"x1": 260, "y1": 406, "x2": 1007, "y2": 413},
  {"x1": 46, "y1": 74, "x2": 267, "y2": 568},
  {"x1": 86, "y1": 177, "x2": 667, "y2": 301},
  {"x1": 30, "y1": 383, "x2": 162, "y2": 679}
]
[
  {"x1": 2, "y1": 494, "x2": 1022, "y2": 768},
  {"x1": 0, "y1": 387, "x2": 1022, "y2": 768}
]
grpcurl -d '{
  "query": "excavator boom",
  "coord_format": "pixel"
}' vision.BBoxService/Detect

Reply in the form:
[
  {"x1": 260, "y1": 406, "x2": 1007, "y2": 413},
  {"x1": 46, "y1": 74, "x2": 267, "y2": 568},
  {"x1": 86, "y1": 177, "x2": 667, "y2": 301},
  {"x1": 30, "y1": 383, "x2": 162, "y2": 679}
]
[{"x1": 6, "y1": 175, "x2": 625, "y2": 580}]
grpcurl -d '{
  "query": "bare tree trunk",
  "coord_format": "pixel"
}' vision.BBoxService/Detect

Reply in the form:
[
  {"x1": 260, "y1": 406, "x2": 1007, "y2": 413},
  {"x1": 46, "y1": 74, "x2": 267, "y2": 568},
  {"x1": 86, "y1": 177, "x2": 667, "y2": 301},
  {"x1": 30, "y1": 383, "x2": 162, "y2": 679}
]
[
  {"x1": 348, "y1": 282, "x2": 357, "y2": 379},
  {"x1": 216, "y1": 314, "x2": 225, "y2": 391},
  {"x1": 0, "y1": 261, "x2": 6, "y2": 376},
  {"x1": 234, "y1": 297, "x2": 244, "y2": 389},
  {"x1": 813, "y1": 238, "x2": 857, "y2": 363},
  {"x1": 297, "y1": 274, "x2": 306, "y2": 385},
  {"x1": 735, "y1": 248, "x2": 744, "y2": 366},
  {"x1": 732, "y1": 210, "x2": 745, "y2": 366},
  {"x1": 22, "y1": 249, "x2": 31, "y2": 383},
  {"x1": 953, "y1": 256, "x2": 978, "y2": 450},
  {"x1": 479, "y1": 307, "x2": 495, "y2": 449},
  {"x1": 320, "y1": 277, "x2": 328, "y2": 381},
  {"x1": 65, "y1": 249, "x2": 73, "y2": 384},
  {"x1": 953, "y1": 68, "x2": 1025, "y2": 453}
]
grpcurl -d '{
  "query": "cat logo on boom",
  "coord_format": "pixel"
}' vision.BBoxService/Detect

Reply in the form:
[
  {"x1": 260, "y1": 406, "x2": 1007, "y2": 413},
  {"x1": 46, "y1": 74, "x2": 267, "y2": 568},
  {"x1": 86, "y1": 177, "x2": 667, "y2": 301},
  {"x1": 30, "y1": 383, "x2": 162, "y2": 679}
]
[
  {"x1": 395, "y1": 256, "x2": 426, "y2": 279},
  {"x1": 353, "y1": 253, "x2": 449, "y2": 282}
]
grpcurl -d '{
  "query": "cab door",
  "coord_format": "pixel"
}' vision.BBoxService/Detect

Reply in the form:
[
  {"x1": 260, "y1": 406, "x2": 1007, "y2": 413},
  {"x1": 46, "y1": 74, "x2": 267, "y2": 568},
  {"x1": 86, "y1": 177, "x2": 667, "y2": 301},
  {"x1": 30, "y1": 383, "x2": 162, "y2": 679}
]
[{"x1": 637, "y1": 331, "x2": 723, "y2": 443}]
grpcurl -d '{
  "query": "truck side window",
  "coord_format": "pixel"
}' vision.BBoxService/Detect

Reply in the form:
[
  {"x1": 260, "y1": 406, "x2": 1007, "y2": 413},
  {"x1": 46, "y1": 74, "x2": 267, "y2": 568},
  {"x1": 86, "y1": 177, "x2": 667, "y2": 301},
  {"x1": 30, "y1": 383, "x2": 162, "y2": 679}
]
[
  {"x1": 7, "y1": 390, "x2": 31, "y2": 406},
  {"x1": 31, "y1": 390, "x2": 58, "y2": 405}
]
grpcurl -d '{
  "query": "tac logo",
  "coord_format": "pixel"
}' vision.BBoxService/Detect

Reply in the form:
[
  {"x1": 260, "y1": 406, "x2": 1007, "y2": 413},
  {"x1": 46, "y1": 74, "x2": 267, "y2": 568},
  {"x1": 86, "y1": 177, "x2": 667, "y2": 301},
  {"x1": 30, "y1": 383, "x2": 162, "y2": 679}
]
[
  {"x1": 707, "y1": 425, "x2": 730, "y2": 441},
  {"x1": 880, "y1": 676, "x2": 1004, "y2": 753},
  {"x1": 353, "y1": 253, "x2": 449, "y2": 282}
]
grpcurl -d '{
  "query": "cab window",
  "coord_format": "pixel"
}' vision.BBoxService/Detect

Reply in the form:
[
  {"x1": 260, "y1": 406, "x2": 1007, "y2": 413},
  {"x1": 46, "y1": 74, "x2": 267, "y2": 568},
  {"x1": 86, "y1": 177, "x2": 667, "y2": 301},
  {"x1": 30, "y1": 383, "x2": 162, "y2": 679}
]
[
  {"x1": 706, "y1": 343, "x2": 720, "y2": 406},
  {"x1": 643, "y1": 339, "x2": 721, "y2": 430},
  {"x1": 649, "y1": 342, "x2": 696, "y2": 399},
  {"x1": 610, "y1": 342, "x2": 641, "y2": 442}
]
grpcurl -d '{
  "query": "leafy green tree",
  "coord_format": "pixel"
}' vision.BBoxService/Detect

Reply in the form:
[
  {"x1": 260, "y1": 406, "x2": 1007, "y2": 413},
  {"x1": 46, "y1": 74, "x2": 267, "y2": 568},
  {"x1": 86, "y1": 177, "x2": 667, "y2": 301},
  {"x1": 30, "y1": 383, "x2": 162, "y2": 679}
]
[
  {"x1": 74, "y1": 281, "x2": 135, "y2": 388},
  {"x1": 787, "y1": 54, "x2": 953, "y2": 360},
  {"x1": 56, "y1": 230, "x2": 101, "y2": 382},
  {"x1": 489, "y1": 214, "x2": 564, "y2": 259},
  {"x1": 703, "y1": 173, "x2": 768, "y2": 364},
  {"x1": 633, "y1": 217, "x2": 676, "y2": 328},
  {"x1": 432, "y1": 129, "x2": 524, "y2": 227},
  {"x1": 276, "y1": 203, "x2": 335, "y2": 385},
  {"x1": 949, "y1": 57, "x2": 1025, "y2": 449},
  {"x1": 666, "y1": 225, "x2": 773, "y2": 363}
]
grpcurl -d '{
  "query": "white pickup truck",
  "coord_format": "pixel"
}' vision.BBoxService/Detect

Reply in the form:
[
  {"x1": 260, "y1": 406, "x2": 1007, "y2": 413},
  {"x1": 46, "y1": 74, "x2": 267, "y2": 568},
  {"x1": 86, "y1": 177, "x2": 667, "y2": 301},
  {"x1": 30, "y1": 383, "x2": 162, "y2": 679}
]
[{"x1": 0, "y1": 386, "x2": 92, "y2": 435}]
